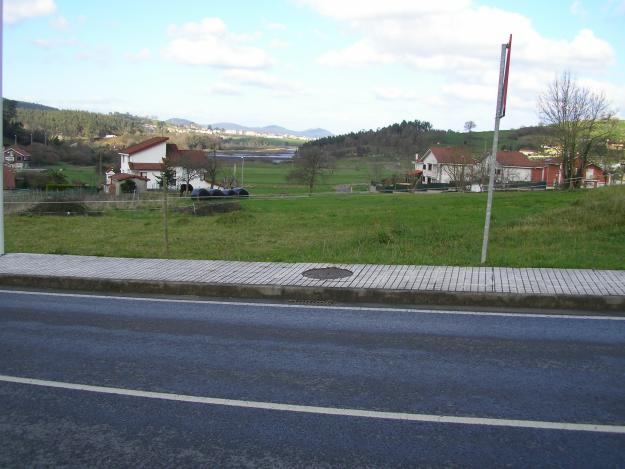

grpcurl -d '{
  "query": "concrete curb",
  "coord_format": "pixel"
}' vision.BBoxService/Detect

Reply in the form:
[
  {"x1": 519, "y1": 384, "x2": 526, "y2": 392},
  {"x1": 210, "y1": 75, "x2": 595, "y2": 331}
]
[{"x1": 1, "y1": 274, "x2": 624, "y2": 313}]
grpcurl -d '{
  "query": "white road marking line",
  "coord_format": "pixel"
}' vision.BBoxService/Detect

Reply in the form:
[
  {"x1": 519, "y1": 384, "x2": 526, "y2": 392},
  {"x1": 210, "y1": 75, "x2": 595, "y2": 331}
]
[
  {"x1": 0, "y1": 289, "x2": 623, "y2": 321},
  {"x1": 1, "y1": 374, "x2": 623, "y2": 434}
]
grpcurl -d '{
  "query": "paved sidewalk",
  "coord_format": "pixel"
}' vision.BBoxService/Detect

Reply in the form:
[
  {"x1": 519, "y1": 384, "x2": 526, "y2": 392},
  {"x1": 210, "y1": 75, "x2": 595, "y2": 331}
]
[{"x1": 0, "y1": 253, "x2": 623, "y2": 312}]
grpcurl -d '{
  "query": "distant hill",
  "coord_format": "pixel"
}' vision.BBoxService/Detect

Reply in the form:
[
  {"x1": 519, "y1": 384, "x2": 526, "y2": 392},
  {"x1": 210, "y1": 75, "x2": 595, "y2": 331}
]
[
  {"x1": 302, "y1": 119, "x2": 555, "y2": 161},
  {"x1": 209, "y1": 122, "x2": 333, "y2": 138},
  {"x1": 14, "y1": 100, "x2": 59, "y2": 111},
  {"x1": 166, "y1": 117, "x2": 200, "y2": 126}
]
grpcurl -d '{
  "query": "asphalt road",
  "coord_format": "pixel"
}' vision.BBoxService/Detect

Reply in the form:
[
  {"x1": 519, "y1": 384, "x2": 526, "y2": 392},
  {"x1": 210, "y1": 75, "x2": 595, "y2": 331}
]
[{"x1": 1, "y1": 289, "x2": 624, "y2": 467}]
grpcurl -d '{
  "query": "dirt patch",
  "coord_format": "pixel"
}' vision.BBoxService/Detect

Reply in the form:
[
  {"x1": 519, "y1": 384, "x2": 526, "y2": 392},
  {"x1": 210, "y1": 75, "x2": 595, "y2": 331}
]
[
  {"x1": 302, "y1": 267, "x2": 354, "y2": 280},
  {"x1": 22, "y1": 201, "x2": 101, "y2": 216}
]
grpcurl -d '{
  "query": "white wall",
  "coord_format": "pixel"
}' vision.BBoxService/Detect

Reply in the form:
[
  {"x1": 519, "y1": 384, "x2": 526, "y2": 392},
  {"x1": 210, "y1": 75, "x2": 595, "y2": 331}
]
[
  {"x1": 500, "y1": 166, "x2": 531, "y2": 182},
  {"x1": 130, "y1": 143, "x2": 167, "y2": 164}
]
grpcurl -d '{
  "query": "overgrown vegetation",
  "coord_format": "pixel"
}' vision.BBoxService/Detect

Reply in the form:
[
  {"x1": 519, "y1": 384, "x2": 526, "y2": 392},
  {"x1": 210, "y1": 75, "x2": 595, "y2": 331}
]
[{"x1": 6, "y1": 187, "x2": 625, "y2": 269}]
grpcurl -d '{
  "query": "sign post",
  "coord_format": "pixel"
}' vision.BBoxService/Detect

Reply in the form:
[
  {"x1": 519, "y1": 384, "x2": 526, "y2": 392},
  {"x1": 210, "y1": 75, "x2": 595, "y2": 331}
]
[
  {"x1": 0, "y1": 0, "x2": 5, "y2": 256},
  {"x1": 481, "y1": 35, "x2": 512, "y2": 264}
]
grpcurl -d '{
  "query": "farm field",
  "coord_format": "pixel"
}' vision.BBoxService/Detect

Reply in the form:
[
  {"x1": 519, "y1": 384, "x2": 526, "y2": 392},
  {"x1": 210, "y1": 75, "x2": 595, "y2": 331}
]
[
  {"x1": 37, "y1": 157, "x2": 405, "y2": 194},
  {"x1": 6, "y1": 186, "x2": 625, "y2": 269}
]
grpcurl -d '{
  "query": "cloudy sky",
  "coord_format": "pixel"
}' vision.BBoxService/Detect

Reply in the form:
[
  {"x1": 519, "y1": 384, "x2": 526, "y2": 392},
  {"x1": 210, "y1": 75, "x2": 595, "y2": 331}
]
[{"x1": 3, "y1": 0, "x2": 624, "y2": 134}]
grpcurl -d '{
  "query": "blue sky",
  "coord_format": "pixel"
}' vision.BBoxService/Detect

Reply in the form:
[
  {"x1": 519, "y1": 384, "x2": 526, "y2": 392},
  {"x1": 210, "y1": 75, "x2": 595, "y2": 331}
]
[{"x1": 3, "y1": 0, "x2": 625, "y2": 134}]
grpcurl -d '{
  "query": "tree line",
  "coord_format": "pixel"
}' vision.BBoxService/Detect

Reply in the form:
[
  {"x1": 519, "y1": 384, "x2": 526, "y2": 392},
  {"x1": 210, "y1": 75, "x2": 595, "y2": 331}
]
[{"x1": 3, "y1": 99, "x2": 156, "y2": 142}]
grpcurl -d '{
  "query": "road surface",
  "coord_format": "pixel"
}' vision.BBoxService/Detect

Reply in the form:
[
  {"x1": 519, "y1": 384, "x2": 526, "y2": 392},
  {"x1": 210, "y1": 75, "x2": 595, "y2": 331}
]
[{"x1": 1, "y1": 289, "x2": 624, "y2": 467}]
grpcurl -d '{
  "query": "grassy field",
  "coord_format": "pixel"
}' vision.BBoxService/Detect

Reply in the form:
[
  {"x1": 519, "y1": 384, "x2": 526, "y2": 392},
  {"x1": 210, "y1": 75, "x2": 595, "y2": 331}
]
[
  {"x1": 6, "y1": 186, "x2": 625, "y2": 269},
  {"x1": 44, "y1": 157, "x2": 402, "y2": 194},
  {"x1": 44, "y1": 164, "x2": 101, "y2": 187}
]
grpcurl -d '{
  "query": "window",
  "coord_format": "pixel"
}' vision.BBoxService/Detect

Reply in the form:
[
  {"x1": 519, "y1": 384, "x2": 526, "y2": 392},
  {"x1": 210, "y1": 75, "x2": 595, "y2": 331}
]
[
  {"x1": 428, "y1": 164, "x2": 433, "y2": 170},
  {"x1": 140, "y1": 172, "x2": 147, "y2": 178},
  {"x1": 422, "y1": 164, "x2": 427, "y2": 170}
]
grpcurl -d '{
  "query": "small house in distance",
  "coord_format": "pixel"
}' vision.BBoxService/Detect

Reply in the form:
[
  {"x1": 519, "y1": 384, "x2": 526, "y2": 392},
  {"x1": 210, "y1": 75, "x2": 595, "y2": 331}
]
[
  {"x1": 3, "y1": 145, "x2": 31, "y2": 170},
  {"x1": 109, "y1": 136, "x2": 217, "y2": 193},
  {"x1": 417, "y1": 146, "x2": 476, "y2": 184}
]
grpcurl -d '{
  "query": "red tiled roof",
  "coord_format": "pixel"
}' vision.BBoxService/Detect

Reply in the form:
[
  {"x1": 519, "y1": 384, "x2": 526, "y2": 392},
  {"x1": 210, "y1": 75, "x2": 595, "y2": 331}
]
[
  {"x1": 119, "y1": 137, "x2": 169, "y2": 155},
  {"x1": 168, "y1": 149, "x2": 209, "y2": 166},
  {"x1": 129, "y1": 162, "x2": 164, "y2": 171},
  {"x1": 3, "y1": 145, "x2": 31, "y2": 157},
  {"x1": 425, "y1": 146, "x2": 475, "y2": 164},
  {"x1": 110, "y1": 173, "x2": 149, "y2": 181},
  {"x1": 495, "y1": 151, "x2": 543, "y2": 168}
]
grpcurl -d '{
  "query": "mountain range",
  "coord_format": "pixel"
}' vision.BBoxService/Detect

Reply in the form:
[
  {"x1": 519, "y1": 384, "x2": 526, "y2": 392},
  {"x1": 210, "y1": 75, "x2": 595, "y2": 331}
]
[{"x1": 166, "y1": 118, "x2": 333, "y2": 139}]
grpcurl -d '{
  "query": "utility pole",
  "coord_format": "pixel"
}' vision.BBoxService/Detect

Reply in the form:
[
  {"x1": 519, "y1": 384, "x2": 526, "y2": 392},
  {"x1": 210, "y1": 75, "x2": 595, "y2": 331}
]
[
  {"x1": 0, "y1": 0, "x2": 4, "y2": 256},
  {"x1": 241, "y1": 156, "x2": 245, "y2": 186},
  {"x1": 481, "y1": 35, "x2": 512, "y2": 264},
  {"x1": 161, "y1": 160, "x2": 169, "y2": 257}
]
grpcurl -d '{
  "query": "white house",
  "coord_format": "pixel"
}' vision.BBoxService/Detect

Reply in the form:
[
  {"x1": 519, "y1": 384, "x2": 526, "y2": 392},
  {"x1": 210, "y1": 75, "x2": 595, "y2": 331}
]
[
  {"x1": 115, "y1": 137, "x2": 214, "y2": 191},
  {"x1": 488, "y1": 150, "x2": 544, "y2": 183},
  {"x1": 417, "y1": 147, "x2": 476, "y2": 184}
]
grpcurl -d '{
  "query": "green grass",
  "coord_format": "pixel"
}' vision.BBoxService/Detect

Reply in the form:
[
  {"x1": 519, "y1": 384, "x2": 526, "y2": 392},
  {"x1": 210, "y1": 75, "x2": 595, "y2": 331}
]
[
  {"x1": 6, "y1": 187, "x2": 625, "y2": 269},
  {"x1": 45, "y1": 163, "x2": 99, "y2": 186},
  {"x1": 241, "y1": 157, "x2": 404, "y2": 194}
]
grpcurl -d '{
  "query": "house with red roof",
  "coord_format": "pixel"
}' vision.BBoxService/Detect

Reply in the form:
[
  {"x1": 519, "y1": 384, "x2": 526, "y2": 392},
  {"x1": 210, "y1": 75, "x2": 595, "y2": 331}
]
[
  {"x1": 112, "y1": 136, "x2": 216, "y2": 192},
  {"x1": 3, "y1": 145, "x2": 31, "y2": 169},
  {"x1": 489, "y1": 150, "x2": 545, "y2": 184},
  {"x1": 417, "y1": 146, "x2": 477, "y2": 184},
  {"x1": 418, "y1": 146, "x2": 611, "y2": 190}
]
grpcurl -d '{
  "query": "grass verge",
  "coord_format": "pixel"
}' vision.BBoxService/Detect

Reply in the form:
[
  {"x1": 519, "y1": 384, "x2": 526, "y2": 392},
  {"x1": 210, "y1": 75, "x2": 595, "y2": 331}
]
[{"x1": 6, "y1": 187, "x2": 625, "y2": 269}]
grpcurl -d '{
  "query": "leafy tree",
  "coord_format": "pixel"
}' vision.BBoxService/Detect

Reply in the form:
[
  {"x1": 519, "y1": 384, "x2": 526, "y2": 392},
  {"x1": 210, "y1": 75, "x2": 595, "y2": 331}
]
[
  {"x1": 302, "y1": 119, "x2": 435, "y2": 162},
  {"x1": 155, "y1": 159, "x2": 176, "y2": 188},
  {"x1": 288, "y1": 146, "x2": 334, "y2": 194},
  {"x1": 3, "y1": 99, "x2": 26, "y2": 142},
  {"x1": 186, "y1": 133, "x2": 215, "y2": 150},
  {"x1": 464, "y1": 121, "x2": 476, "y2": 133},
  {"x1": 120, "y1": 179, "x2": 137, "y2": 193},
  {"x1": 538, "y1": 72, "x2": 615, "y2": 188}
]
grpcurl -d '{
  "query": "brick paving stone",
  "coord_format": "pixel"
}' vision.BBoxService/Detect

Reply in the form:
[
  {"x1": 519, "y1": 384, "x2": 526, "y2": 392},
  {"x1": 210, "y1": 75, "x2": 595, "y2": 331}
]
[{"x1": 0, "y1": 253, "x2": 624, "y2": 300}]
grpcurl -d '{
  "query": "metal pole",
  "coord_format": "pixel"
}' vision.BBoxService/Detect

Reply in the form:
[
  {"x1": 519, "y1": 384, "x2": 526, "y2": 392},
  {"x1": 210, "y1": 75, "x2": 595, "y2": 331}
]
[
  {"x1": 480, "y1": 43, "x2": 508, "y2": 264},
  {"x1": 0, "y1": 0, "x2": 5, "y2": 256},
  {"x1": 162, "y1": 161, "x2": 169, "y2": 257}
]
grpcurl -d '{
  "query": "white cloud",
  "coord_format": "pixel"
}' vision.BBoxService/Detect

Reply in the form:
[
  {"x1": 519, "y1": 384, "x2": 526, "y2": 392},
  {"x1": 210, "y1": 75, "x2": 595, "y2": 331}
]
[
  {"x1": 265, "y1": 21, "x2": 287, "y2": 31},
  {"x1": 223, "y1": 70, "x2": 307, "y2": 96},
  {"x1": 4, "y1": 0, "x2": 56, "y2": 24},
  {"x1": 269, "y1": 39, "x2": 290, "y2": 49},
  {"x1": 374, "y1": 87, "x2": 418, "y2": 101},
  {"x1": 440, "y1": 83, "x2": 494, "y2": 104},
  {"x1": 297, "y1": 0, "x2": 471, "y2": 20},
  {"x1": 318, "y1": 40, "x2": 395, "y2": 66},
  {"x1": 31, "y1": 37, "x2": 77, "y2": 49},
  {"x1": 208, "y1": 83, "x2": 244, "y2": 96},
  {"x1": 570, "y1": 0, "x2": 587, "y2": 16},
  {"x1": 163, "y1": 17, "x2": 274, "y2": 69},
  {"x1": 304, "y1": 0, "x2": 619, "y2": 127},
  {"x1": 124, "y1": 48, "x2": 151, "y2": 62},
  {"x1": 51, "y1": 14, "x2": 69, "y2": 30},
  {"x1": 578, "y1": 78, "x2": 625, "y2": 116}
]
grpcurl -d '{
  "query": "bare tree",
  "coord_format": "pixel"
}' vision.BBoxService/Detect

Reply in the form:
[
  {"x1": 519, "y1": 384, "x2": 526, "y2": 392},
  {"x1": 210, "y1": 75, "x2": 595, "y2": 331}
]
[
  {"x1": 464, "y1": 121, "x2": 476, "y2": 133},
  {"x1": 203, "y1": 147, "x2": 221, "y2": 189},
  {"x1": 442, "y1": 156, "x2": 475, "y2": 191},
  {"x1": 538, "y1": 72, "x2": 615, "y2": 188},
  {"x1": 177, "y1": 154, "x2": 206, "y2": 192},
  {"x1": 288, "y1": 146, "x2": 334, "y2": 194}
]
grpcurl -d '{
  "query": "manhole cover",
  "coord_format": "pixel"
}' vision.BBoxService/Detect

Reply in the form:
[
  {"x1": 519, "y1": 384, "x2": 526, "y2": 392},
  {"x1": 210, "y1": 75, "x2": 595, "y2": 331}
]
[{"x1": 302, "y1": 267, "x2": 353, "y2": 280}]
